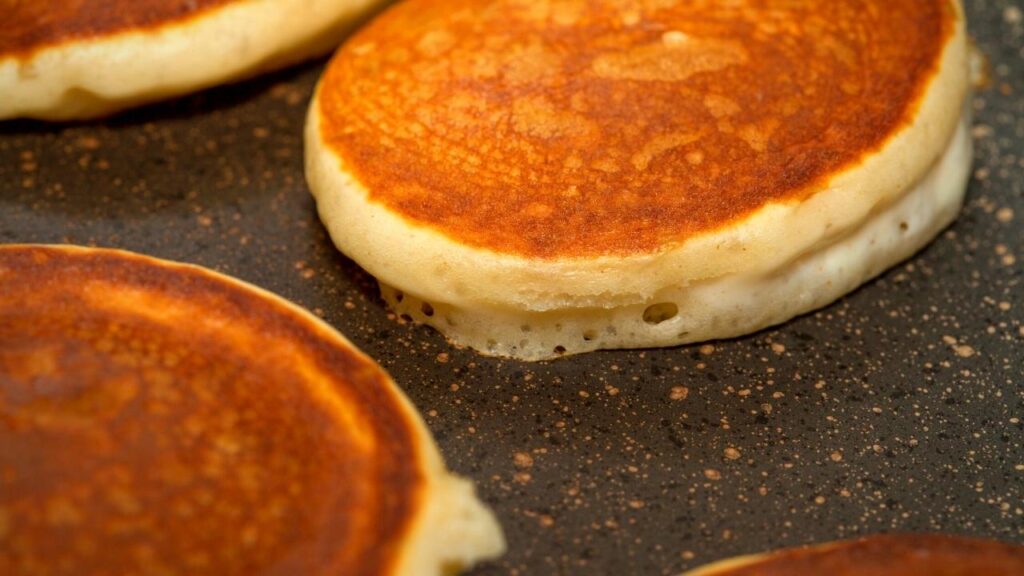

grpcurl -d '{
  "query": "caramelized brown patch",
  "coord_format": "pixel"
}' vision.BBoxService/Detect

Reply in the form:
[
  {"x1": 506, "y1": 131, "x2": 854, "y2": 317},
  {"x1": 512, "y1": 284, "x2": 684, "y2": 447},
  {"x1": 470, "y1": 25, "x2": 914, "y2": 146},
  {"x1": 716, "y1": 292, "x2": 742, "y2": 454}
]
[
  {"x1": 699, "y1": 534, "x2": 1024, "y2": 575},
  {"x1": 0, "y1": 245, "x2": 422, "y2": 575},
  {"x1": 319, "y1": 0, "x2": 957, "y2": 258},
  {"x1": 0, "y1": 0, "x2": 236, "y2": 56}
]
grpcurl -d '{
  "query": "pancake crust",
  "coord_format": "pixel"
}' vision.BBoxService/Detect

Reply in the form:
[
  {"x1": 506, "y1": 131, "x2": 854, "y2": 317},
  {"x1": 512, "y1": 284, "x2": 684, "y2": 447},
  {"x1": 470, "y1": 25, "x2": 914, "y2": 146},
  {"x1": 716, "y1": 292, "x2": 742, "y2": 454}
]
[
  {"x1": 686, "y1": 534, "x2": 1024, "y2": 575},
  {"x1": 1, "y1": 0, "x2": 235, "y2": 57},
  {"x1": 0, "y1": 245, "x2": 503, "y2": 574},
  {"x1": 319, "y1": 0, "x2": 956, "y2": 258}
]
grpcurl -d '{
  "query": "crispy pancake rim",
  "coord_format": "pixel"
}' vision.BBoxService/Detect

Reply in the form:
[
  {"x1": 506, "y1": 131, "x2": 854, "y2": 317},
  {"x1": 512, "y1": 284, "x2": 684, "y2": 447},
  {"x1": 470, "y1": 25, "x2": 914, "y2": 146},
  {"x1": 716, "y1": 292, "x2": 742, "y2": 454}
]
[{"x1": 316, "y1": 0, "x2": 958, "y2": 259}]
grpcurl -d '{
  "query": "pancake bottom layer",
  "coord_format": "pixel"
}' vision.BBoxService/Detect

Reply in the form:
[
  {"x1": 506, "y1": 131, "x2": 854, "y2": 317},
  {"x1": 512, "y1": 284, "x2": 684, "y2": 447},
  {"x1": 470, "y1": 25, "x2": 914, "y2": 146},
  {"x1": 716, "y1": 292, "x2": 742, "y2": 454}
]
[{"x1": 381, "y1": 109, "x2": 972, "y2": 360}]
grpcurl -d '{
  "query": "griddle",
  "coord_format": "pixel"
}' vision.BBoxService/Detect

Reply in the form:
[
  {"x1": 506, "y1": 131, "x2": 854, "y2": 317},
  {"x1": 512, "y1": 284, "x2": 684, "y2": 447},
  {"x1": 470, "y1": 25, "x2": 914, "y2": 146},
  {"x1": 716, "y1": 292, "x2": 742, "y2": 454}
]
[{"x1": 1, "y1": 1, "x2": 1021, "y2": 573}]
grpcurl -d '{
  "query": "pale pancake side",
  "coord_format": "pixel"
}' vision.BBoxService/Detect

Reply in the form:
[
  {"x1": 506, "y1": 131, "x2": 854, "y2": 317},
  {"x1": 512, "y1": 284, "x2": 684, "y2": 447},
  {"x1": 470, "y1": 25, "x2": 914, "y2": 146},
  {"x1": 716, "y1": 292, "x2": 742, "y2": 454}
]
[{"x1": 375, "y1": 112, "x2": 971, "y2": 359}]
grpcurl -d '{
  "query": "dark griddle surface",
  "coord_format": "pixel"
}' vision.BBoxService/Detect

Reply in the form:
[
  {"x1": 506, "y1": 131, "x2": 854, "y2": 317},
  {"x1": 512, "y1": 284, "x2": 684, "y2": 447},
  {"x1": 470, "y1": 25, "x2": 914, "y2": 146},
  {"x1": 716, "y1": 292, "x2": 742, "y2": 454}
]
[{"x1": 1, "y1": 1, "x2": 1021, "y2": 573}]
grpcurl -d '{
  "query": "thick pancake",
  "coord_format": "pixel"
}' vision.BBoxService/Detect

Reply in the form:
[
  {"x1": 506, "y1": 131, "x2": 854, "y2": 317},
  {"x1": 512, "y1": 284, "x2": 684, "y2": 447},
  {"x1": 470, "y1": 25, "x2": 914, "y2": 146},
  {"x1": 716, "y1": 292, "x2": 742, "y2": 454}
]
[
  {"x1": 307, "y1": 0, "x2": 971, "y2": 360},
  {"x1": 0, "y1": 245, "x2": 504, "y2": 575},
  {"x1": 685, "y1": 534, "x2": 1024, "y2": 575},
  {"x1": 0, "y1": 0, "x2": 387, "y2": 120}
]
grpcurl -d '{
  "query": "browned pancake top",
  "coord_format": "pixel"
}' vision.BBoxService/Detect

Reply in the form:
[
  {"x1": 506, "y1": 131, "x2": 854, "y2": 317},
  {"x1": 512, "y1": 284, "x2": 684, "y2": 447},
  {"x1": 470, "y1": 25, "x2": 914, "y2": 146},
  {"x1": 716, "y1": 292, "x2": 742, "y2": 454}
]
[
  {"x1": 0, "y1": 0, "x2": 236, "y2": 56},
  {"x1": 319, "y1": 0, "x2": 956, "y2": 258},
  {"x1": 0, "y1": 245, "x2": 422, "y2": 576},
  {"x1": 698, "y1": 534, "x2": 1024, "y2": 575}
]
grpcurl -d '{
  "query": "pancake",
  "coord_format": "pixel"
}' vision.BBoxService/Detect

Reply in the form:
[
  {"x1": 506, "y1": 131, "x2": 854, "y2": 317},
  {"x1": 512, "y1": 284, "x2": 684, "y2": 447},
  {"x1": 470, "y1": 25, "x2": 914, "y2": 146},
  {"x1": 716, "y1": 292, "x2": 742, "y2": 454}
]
[
  {"x1": 0, "y1": 0, "x2": 387, "y2": 120},
  {"x1": 0, "y1": 244, "x2": 504, "y2": 575},
  {"x1": 684, "y1": 533, "x2": 1024, "y2": 575},
  {"x1": 306, "y1": 0, "x2": 972, "y2": 361}
]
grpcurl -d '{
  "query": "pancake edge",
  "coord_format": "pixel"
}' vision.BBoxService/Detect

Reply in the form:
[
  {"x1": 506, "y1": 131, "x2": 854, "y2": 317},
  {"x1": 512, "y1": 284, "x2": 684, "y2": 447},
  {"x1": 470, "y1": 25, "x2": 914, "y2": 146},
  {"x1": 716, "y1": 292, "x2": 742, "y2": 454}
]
[
  {"x1": 306, "y1": 1, "x2": 969, "y2": 314},
  {"x1": 0, "y1": 0, "x2": 386, "y2": 120},
  {"x1": 681, "y1": 534, "x2": 1024, "y2": 575},
  {"x1": 0, "y1": 244, "x2": 505, "y2": 574}
]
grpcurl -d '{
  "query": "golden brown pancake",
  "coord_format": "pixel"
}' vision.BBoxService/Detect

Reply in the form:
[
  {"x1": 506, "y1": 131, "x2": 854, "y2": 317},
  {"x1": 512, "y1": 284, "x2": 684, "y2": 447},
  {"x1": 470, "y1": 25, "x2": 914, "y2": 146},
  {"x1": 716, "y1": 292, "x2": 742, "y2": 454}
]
[
  {"x1": 684, "y1": 534, "x2": 1024, "y2": 576},
  {"x1": 306, "y1": 0, "x2": 971, "y2": 360},
  {"x1": 0, "y1": 245, "x2": 504, "y2": 575},
  {"x1": 0, "y1": 0, "x2": 388, "y2": 120},
  {"x1": 317, "y1": 0, "x2": 953, "y2": 258}
]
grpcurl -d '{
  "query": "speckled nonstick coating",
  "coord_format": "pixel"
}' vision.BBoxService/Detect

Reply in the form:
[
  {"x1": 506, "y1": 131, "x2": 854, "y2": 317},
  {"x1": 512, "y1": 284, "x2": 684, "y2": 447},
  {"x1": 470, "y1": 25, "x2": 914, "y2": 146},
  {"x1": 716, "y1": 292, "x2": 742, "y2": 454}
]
[{"x1": 1, "y1": 1, "x2": 1021, "y2": 573}]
